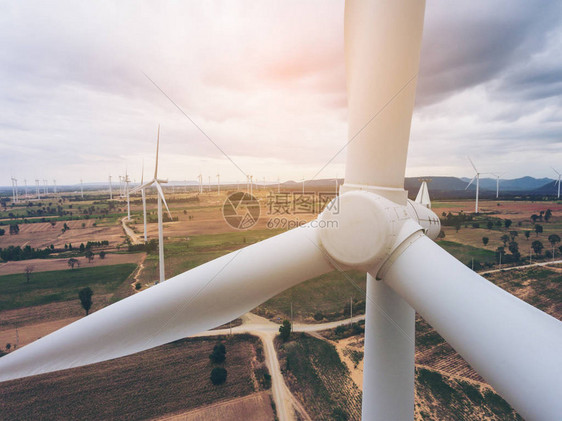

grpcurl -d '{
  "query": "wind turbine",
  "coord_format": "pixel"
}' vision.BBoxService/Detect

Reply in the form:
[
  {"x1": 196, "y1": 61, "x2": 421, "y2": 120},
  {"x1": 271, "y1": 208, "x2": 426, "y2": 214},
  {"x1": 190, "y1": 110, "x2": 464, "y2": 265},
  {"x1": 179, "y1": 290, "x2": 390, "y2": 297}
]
[
  {"x1": 43, "y1": 179, "x2": 48, "y2": 195},
  {"x1": 80, "y1": 179, "x2": 84, "y2": 199},
  {"x1": 490, "y1": 173, "x2": 504, "y2": 199},
  {"x1": 465, "y1": 157, "x2": 482, "y2": 213},
  {"x1": 130, "y1": 125, "x2": 171, "y2": 283},
  {"x1": 108, "y1": 175, "x2": 113, "y2": 200},
  {"x1": 24, "y1": 179, "x2": 28, "y2": 198},
  {"x1": 53, "y1": 179, "x2": 57, "y2": 195},
  {"x1": 415, "y1": 178, "x2": 431, "y2": 208},
  {"x1": 216, "y1": 173, "x2": 220, "y2": 195},
  {"x1": 197, "y1": 173, "x2": 203, "y2": 194},
  {"x1": 10, "y1": 177, "x2": 18, "y2": 204},
  {"x1": 35, "y1": 179, "x2": 40, "y2": 200},
  {"x1": 124, "y1": 170, "x2": 131, "y2": 221},
  {"x1": 1, "y1": 3, "x2": 561, "y2": 421},
  {"x1": 131, "y1": 161, "x2": 148, "y2": 243},
  {"x1": 553, "y1": 167, "x2": 561, "y2": 199}
]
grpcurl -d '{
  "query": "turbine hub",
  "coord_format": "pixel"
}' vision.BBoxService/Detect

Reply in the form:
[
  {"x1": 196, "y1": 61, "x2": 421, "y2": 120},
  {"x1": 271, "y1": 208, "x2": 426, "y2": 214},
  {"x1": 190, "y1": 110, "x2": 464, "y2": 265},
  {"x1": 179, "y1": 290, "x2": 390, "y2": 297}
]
[{"x1": 318, "y1": 190, "x2": 423, "y2": 273}]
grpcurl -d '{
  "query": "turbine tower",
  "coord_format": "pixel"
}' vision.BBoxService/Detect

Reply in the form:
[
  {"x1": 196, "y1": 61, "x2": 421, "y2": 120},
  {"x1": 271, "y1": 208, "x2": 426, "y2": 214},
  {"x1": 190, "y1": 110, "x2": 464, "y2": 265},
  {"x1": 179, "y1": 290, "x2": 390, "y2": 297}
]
[
  {"x1": 53, "y1": 179, "x2": 57, "y2": 195},
  {"x1": 465, "y1": 157, "x2": 482, "y2": 213},
  {"x1": 35, "y1": 179, "x2": 40, "y2": 200},
  {"x1": 130, "y1": 161, "x2": 148, "y2": 243},
  {"x1": 216, "y1": 173, "x2": 220, "y2": 195},
  {"x1": 10, "y1": 177, "x2": 18, "y2": 204},
  {"x1": 1, "y1": 3, "x2": 561, "y2": 421},
  {"x1": 490, "y1": 173, "x2": 504, "y2": 199},
  {"x1": 553, "y1": 167, "x2": 561, "y2": 199},
  {"x1": 43, "y1": 179, "x2": 48, "y2": 195},
  {"x1": 80, "y1": 179, "x2": 84, "y2": 199},
  {"x1": 197, "y1": 173, "x2": 202, "y2": 194},
  {"x1": 108, "y1": 175, "x2": 113, "y2": 200},
  {"x1": 130, "y1": 125, "x2": 171, "y2": 283},
  {"x1": 24, "y1": 179, "x2": 28, "y2": 198},
  {"x1": 124, "y1": 170, "x2": 131, "y2": 221}
]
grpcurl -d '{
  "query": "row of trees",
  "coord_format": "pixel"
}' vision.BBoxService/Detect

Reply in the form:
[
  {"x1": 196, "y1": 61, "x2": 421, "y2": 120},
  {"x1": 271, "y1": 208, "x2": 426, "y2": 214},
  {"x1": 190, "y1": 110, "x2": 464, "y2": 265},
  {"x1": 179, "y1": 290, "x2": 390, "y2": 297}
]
[{"x1": 209, "y1": 343, "x2": 228, "y2": 385}]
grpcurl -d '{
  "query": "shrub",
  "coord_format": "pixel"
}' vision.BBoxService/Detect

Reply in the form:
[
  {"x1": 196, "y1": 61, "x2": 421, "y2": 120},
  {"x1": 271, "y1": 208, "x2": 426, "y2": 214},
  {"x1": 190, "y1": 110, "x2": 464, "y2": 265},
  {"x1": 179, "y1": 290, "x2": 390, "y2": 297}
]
[
  {"x1": 209, "y1": 343, "x2": 226, "y2": 364},
  {"x1": 210, "y1": 367, "x2": 227, "y2": 385}
]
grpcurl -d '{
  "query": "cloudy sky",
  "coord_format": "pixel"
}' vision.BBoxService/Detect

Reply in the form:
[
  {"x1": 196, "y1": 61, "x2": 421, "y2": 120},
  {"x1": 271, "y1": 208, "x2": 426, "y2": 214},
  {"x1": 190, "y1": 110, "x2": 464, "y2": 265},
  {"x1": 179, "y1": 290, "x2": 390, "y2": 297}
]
[{"x1": 1, "y1": 0, "x2": 561, "y2": 186}]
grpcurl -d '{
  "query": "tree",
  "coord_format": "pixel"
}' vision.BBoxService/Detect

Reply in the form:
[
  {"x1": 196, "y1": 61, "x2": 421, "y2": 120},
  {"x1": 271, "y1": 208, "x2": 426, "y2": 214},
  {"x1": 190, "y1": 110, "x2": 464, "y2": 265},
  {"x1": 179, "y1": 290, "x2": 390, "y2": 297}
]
[
  {"x1": 209, "y1": 343, "x2": 227, "y2": 364},
  {"x1": 6, "y1": 343, "x2": 11, "y2": 352},
  {"x1": 531, "y1": 240, "x2": 544, "y2": 255},
  {"x1": 438, "y1": 230, "x2": 445, "y2": 239},
  {"x1": 24, "y1": 265, "x2": 34, "y2": 283},
  {"x1": 85, "y1": 249, "x2": 94, "y2": 263},
  {"x1": 548, "y1": 234, "x2": 560, "y2": 257},
  {"x1": 279, "y1": 319, "x2": 292, "y2": 342},
  {"x1": 535, "y1": 224, "x2": 543, "y2": 236},
  {"x1": 79, "y1": 243, "x2": 85, "y2": 252},
  {"x1": 504, "y1": 219, "x2": 512, "y2": 229},
  {"x1": 500, "y1": 234, "x2": 510, "y2": 247},
  {"x1": 524, "y1": 231, "x2": 531, "y2": 240},
  {"x1": 508, "y1": 241, "x2": 520, "y2": 261},
  {"x1": 531, "y1": 214, "x2": 538, "y2": 223},
  {"x1": 210, "y1": 367, "x2": 227, "y2": 385},
  {"x1": 544, "y1": 209, "x2": 552, "y2": 222},
  {"x1": 509, "y1": 231, "x2": 518, "y2": 241},
  {"x1": 68, "y1": 258, "x2": 79, "y2": 269},
  {"x1": 487, "y1": 221, "x2": 494, "y2": 230},
  {"x1": 99, "y1": 251, "x2": 106, "y2": 260},
  {"x1": 482, "y1": 237, "x2": 489, "y2": 246},
  {"x1": 79, "y1": 287, "x2": 93, "y2": 315}
]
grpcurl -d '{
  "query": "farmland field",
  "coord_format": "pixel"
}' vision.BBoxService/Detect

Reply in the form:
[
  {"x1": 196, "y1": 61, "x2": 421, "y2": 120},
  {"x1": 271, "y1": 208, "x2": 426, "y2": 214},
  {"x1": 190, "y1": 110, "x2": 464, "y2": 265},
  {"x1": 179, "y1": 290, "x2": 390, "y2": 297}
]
[
  {"x1": 1, "y1": 335, "x2": 271, "y2": 421},
  {"x1": 0, "y1": 264, "x2": 136, "y2": 311}
]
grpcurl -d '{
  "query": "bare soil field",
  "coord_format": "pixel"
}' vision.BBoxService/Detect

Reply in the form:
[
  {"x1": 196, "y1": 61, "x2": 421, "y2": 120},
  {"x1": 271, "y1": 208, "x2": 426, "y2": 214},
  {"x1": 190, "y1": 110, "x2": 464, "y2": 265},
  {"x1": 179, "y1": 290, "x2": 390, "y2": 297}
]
[
  {"x1": 0, "y1": 252, "x2": 144, "y2": 276},
  {"x1": 1, "y1": 335, "x2": 268, "y2": 421},
  {"x1": 155, "y1": 391, "x2": 274, "y2": 421},
  {"x1": 0, "y1": 219, "x2": 126, "y2": 249},
  {"x1": 433, "y1": 199, "x2": 562, "y2": 220}
]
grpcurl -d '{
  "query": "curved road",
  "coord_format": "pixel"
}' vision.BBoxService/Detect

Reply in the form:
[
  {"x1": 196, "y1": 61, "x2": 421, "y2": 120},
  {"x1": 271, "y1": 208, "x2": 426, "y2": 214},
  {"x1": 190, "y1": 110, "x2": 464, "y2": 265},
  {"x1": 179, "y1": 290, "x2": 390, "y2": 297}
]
[{"x1": 195, "y1": 312, "x2": 365, "y2": 421}]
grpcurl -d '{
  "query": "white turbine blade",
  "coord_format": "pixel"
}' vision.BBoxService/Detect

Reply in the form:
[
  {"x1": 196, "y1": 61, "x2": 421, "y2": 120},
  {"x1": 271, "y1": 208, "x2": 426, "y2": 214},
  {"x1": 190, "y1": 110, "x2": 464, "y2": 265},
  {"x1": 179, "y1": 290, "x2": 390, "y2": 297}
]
[
  {"x1": 154, "y1": 181, "x2": 172, "y2": 219},
  {"x1": 467, "y1": 156, "x2": 478, "y2": 172},
  {"x1": 465, "y1": 175, "x2": 476, "y2": 190},
  {"x1": 0, "y1": 223, "x2": 333, "y2": 382},
  {"x1": 377, "y1": 235, "x2": 562, "y2": 421},
  {"x1": 343, "y1": 0, "x2": 425, "y2": 193},
  {"x1": 130, "y1": 180, "x2": 154, "y2": 194},
  {"x1": 551, "y1": 166, "x2": 561, "y2": 176},
  {"x1": 154, "y1": 125, "x2": 160, "y2": 179}
]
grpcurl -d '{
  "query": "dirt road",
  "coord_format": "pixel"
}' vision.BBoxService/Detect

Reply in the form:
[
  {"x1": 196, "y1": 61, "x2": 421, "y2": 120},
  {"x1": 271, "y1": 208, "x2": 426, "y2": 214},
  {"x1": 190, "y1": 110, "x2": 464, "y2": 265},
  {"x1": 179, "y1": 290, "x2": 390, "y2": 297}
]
[{"x1": 122, "y1": 217, "x2": 143, "y2": 245}]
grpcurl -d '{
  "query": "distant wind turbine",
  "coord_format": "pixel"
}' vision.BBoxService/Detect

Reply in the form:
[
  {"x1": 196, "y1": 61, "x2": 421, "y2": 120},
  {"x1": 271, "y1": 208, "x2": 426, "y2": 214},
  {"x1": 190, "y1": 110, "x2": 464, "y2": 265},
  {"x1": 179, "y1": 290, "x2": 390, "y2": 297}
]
[
  {"x1": 130, "y1": 125, "x2": 171, "y2": 284},
  {"x1": 108, "y1": 175, "x2": 113, "y2": 200},
  {"x1": 490, "y1": 173, "x2": 505, "y2": 199},
  {"x1": 53, "y1": 179, "x2": 57, "y2": 195},
  {"x1": 465, "y1": 157, "x2": 483, "y2": 213},
  {"x1": 35, "y1": 179, "x2": 40, "y2": 200},
  {"x1": 216, "y1": 173, "x2": 220, "y2": 195},
  {"x1": 11, "y1": 177, "x2": 18, "y2": 203},
  {"x1": 80, "y1": 179, "x2": 83, "y2": 199},
  {"x1": 553, "y1": 167, "x2": 561, "y2": 199}
]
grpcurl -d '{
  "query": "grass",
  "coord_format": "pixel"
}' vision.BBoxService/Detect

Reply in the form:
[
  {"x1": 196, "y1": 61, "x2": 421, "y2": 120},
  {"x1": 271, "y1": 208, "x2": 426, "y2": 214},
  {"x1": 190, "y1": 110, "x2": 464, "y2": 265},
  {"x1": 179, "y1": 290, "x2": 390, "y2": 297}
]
[
  {"x1": 437, "y1": 239, "x2": 497, "y2": 266},
  {"x1": 0, "y1": 264, "x2": 136, "y2": 310}
]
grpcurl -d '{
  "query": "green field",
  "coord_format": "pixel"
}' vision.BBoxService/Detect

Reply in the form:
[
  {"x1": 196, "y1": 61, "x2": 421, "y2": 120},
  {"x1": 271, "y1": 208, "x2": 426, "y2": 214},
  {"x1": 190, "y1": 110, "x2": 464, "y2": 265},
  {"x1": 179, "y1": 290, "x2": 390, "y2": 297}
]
[
  {"x1": 437, "y1": 240, "x2": 497, "y2": 267},
  {"x1": 0, "y1": 264, "x2": 136, "y2": 310}
]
